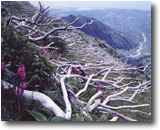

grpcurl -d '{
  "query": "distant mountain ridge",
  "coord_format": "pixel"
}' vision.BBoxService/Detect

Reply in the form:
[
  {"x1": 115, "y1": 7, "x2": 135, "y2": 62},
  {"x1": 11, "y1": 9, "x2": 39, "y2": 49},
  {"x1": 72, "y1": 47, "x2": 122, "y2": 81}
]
[
  {"x1": 1, "y1": 1, "x2": 36, "y2": 16},
  {"x1": 62, "y1": 15, "x2": 138, "y2": 50}
]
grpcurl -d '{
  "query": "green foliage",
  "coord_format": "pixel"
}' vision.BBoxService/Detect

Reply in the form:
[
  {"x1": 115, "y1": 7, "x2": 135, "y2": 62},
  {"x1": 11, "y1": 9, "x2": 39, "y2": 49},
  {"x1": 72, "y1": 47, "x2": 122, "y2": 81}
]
[
  {"x1": 1, "y1": 19, "x2": 57, "y2": 91},
  {"x1": 1, "y1": 1, "x2": 151, "y2": 122},
  {"x1": 1, "y1": 89, "x2": 18, "y2": 121},
  {"x1": 27, "y1": 100, "x2": 69, "y2": 121},
  {"x1": 50, "y1": 116, "x2": 69, "y2": 121},
  {"x1": 1, "y1": 11, "x2": 60, "y2": 121},
  {"x1": 26, "y1": 100, "x2": 54, "y2": 121},
  {"x1": 28, "y1": 111, "x2": 48, "y2": 121},
  {"x1": 1, "y1": 1, "x2": 35, "y2": 16},
  {"x1": 71, "y1": 103, "x2": 92, "y2": 121}
]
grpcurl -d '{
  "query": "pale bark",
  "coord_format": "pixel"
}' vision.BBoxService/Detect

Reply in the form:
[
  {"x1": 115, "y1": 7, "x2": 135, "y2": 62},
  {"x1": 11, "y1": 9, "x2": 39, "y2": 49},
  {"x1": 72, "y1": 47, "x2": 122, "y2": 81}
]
[
  {"x1": 22, "y1": 90, "x2": 66, "y2": 117},
  {"x1": 1, "y1": 2, "x2": 151, "y2": 121}
]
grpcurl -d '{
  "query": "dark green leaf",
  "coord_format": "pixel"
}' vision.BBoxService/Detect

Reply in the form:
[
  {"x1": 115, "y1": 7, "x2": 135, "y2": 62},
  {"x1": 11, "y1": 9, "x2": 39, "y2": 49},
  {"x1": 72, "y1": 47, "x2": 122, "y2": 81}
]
[
  {"x1": 35, "y1": 69, "x2": 39, "y2": 72},
  {"x1": 50, "y1": 116, "x2": 69, "y2": 121},
  {"x1": 40, "y1": 107, "x2": 53, "y2": 119},
  {"x1": 71, "y1": 85, "x2": 79, "y2": 90},
  {"x1": 32, "y1": 100, "x2": 41, "y2": 112},
  {"x1": 72, "y1": 114, "x2": 85, "y2": 121},
  {"x1": 72, "y1": 103, "x2": 79, "y2": 113},
  {"x1": 84, "y1": 116, "x2": 93, "y2": 121},
  {"x1": 76, "y1": 115, "x2": 84, "y2": 121},
  {"x1": 28, "y1": 110, "x2": 48, "y2": 121}
]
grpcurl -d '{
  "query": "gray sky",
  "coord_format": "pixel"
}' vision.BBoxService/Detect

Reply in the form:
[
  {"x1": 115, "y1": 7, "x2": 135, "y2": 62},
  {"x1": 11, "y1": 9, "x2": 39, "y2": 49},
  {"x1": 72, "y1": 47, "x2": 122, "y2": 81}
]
[{"x1": 29, "y1": 1, "x2": 151, "y2": 11}]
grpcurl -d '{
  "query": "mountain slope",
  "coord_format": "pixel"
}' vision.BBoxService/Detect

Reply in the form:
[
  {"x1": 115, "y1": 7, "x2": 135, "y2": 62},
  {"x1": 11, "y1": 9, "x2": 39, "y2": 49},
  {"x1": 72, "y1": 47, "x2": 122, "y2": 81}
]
[
  {"x1": 1, "y1": 1, "x2": 36, "y2": 16},
  {"x1": 1, "y1": 1, "x2": 151, "y2": 121},
  {"x1": 57, "y1": 8, "x2": 151, "y2": 40},
  {"x1": 61, "y1": 12, "x2": 151, "y2": 75},
  {"x1": 62, "y1": 15, "x2": 138, "y2": 50},
  {"x1": 58, "y1": 9, "x2": 151, "y2": 58}
]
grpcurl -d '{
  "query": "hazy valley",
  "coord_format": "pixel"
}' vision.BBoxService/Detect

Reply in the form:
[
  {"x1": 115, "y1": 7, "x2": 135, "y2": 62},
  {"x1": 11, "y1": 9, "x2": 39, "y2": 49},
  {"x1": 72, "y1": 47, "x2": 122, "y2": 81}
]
[
  {"x1": 1, "y1": 1, "x2": 151, "y2": 121},
  {"x1": 51, "y1": 8, "x2": 151, "y2": 73}
]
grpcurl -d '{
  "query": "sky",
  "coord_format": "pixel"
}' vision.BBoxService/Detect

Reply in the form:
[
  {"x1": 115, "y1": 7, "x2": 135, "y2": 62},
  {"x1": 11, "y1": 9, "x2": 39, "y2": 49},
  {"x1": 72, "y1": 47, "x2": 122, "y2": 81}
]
[{"x1": 29, "y1": 1, "x2": 151, "y2": 11}]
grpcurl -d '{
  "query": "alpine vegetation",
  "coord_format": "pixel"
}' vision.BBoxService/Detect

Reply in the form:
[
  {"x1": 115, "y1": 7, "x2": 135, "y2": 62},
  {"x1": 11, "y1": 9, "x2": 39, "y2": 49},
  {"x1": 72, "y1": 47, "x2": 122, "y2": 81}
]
[{"x1": 1, "y1": 1, "x2": 151, "y2": 121}]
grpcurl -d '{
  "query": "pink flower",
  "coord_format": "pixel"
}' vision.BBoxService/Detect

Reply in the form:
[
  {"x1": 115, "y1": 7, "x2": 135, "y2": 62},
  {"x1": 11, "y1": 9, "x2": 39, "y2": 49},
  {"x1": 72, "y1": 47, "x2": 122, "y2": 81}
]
[
  {"x1": 15, "y1": 88, "x2": 22, "y2": 96},
  {"x1": 20, "y1": 81, "x2": 26, "y2": 90},
  {"x1": 31, "y1": 34, "x2": 34, "y2": 38},
  {"x1": 17, "y1": 64, "x2": 26, "y2": 81},
  {"x1": 40, "y1": 49, "x2": 45, "y2": 55},
  {"x1": 113, "y1": 113, "x2": 117, "y2": 117},
  {"x1": 45, "y1": 53, "x2": 48, "y2": 56},
  {"x1": 77, "y1": 70, "x2": 81, "y2": 73},
  {"x1": 51, "y1": 50, "x2": 57, "y2": 53},
  {"x1": 73, "y1": 68, "x2": 81, "y2": 74},
  {"x1": 147, "y1": 110, "x2": 151, "y2": 114},
  {"x1": 85, "y1": 72, "x2": 91, "y2": 75},
  {"x1": 31, "y1": 34, "x2": 37, "y2": 38},
  {"x1": 74, "y1": 68, "x2": 77, "y2": 71},
  {"x1": 1, "y1": 60, "x2": 5, "y2": 70},
  {"x1": 67, "y1": 57, "x2": 69, "y2": 59},
  {"x1": 101, "y1": 93, "x2": 106, "y2": 99},
  {"x1": 96, "y1": 84, "x2": 100, "y2": 90}
]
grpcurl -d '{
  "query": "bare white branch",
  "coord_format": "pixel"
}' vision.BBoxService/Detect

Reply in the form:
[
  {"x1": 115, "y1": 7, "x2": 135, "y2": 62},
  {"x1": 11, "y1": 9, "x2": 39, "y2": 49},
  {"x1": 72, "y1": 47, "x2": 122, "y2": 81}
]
[
  {"x1": 76, "y1": 74, "x2": 94, "y2": 98},
  {"x1": 60, "y1": 77, "x2": 72, "y2": 120},
  {"x1": 22, "y1": 90, "x2": 66, "y2": 117},
  {"x1": 86, "y1": 91, "x2": 103, "y2": 111},
  {"x1": 1, "y1": 2, "x2": 151, "y2": 121}
]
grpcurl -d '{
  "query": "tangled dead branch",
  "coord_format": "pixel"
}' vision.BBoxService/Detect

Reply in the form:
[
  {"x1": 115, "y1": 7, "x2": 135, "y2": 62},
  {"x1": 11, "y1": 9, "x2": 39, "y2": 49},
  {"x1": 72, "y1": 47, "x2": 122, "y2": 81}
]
[{"x1": 1, "y1": 2, "x2": 151, "y2": 121}]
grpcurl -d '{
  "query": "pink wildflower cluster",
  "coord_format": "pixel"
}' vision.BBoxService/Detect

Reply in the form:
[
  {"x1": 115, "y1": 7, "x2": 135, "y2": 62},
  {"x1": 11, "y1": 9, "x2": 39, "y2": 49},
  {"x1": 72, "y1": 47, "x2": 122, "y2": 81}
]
[
  {"x1": 85, "y1": 72, "x2": 91, "y2": 75},
  {"x1": 17, "y1": 63, "x2": 26, "y2": 81},
  {"x1": 101, "y1": 93, "x2": 106, "y2": 99},
  {"x1": 1, "y1": 59, "x2": 5, "y2": 70},
  {"x1": 51, "y1": 51, "x2": 58, "y2": 62},
  {"x1": 20, "y1": 81, "x2": 26, "y2": 90},
  {"x1": 147, "y1": 110, "x2": 151, "y2": 114},
  {"x1": 66, "y1": 67, "x2": 92, "y2": 76},
  {"x1": 66, "y1": 67, "x2": 81, "y2": 74},
  {"x1": 15, "y1": 63, "x2": 26, "y2": 96},
  {"x1": 39, "y1": 45, "x2": 45, "y2": 55},
  {"x1": 39, "y1": 45, "x2": 60, "y2": 62},
  {"x1": 15, "y1": 88, "x2": 22, "y2": 97},
  {"x1": 31, "y1": 34, "x2": 37, "y2": 38},
  {"x1": 118, "y1": 82, "x2": 122, "y2": 86},
  {"x1": 113, "y1": 113, "x2": 117, "y2": 117},
  {"x1": 51, "y1": 50, "x2": 57, "y2": 53},
  {"x1": 73, "y1": 68, "x2": 81, "y2": 74},
  {"x1": 96, "y1": 84, "x2": 100, "y2": 90}
]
